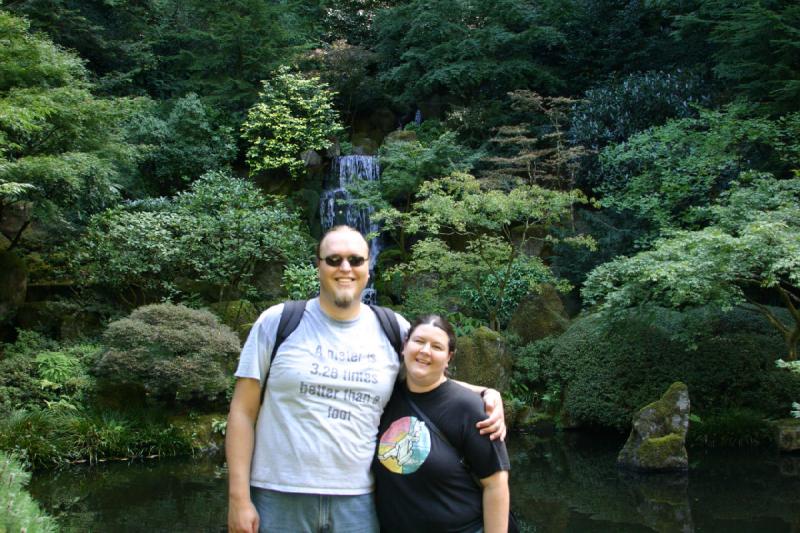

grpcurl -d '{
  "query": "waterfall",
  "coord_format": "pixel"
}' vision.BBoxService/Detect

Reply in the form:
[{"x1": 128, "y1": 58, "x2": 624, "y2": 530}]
[{"x1": 320, "y1": 155, "x2": 382, "y2": 304}]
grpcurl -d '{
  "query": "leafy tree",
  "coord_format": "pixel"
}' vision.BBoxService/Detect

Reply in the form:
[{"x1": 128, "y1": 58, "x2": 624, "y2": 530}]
[
  {"x1": 0, "y1": 11, "x2": 140, "y2": 250},
  {"x1": 380, "y1": 172, "x2": 590, "y2": 329},
  {"x1": 374, "y1": 0, "x2": 564, "y2": 109},
  {"x1": 9, "y1": 0, "x2": 317, "y2": 116},
  {"x1": 583, "y1": 175, "x2": 800, "y2": 360},
  {"x1": 126, "y1": 93, "x2": 236, "y2": 196},
  {"x1": 242, "y1": 67, "x2": 343, "y2": 179},
  {"x1": 537, "y1": 0, "x2": 702, "y2": 92},
  {"x1": 598, "y1": 106, "x2": 800, "y2": 234},
  {"x1": 480, "y1": 91, "x2": 585, "y2": 190},
  {"x1": 675, "y1": 0, "x2": 800, "y2": 114},
  {"x1": 74, "y1": 171, "x2": 312, "y2": 304}
]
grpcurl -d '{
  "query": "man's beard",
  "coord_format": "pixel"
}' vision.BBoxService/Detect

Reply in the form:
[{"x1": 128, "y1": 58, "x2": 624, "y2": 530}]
[{"x1": 334, "y1": 293, "x2": 356, "y2": 308}]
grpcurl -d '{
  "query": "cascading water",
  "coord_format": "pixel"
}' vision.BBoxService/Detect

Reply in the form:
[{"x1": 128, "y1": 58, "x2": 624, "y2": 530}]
[{"x1": 319, "y1": 155, "x2": 382, "y2": 304}]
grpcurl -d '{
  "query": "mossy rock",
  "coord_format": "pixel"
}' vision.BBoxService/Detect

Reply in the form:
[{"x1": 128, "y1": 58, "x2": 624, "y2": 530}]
[
  {"x1": 617, "y1": 382, "x2": 689, "y2": 471},
  {"x1": 507, "y1": 284, "x2": 570, "y2": 344},
  {"x1": 451, "y1": 327, "x2": 512, "y2": 391}
]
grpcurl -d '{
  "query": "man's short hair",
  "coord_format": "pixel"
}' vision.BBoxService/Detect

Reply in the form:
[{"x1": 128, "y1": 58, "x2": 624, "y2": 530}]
[{"x1": 316, "y1": 225, "x2": 368, "y2": 259}]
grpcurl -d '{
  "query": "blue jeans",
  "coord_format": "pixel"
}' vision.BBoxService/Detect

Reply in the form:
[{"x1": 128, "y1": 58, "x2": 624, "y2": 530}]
[{"x1": 250, "y1": 487, "x2": 379, "y2": 533}]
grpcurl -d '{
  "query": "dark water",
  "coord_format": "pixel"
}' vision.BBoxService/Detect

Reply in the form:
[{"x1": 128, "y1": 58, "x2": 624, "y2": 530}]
[{"x1": 28, "y1": 432, "x2": 800, "y2": 532}]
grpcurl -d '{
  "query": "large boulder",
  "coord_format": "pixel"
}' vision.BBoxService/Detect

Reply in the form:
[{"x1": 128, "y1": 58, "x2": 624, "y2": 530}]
[
  {"x1": 451, "y1": 327, "x2": 512, "y2": 391},
  {"x1": 507, "y1": 285, "x2": 569, "y2": 344},
  {"x1": 617, "y1": 382, "x2": 690, "y2": 472},
  {"x1": 0, "y1": 251, "x2": 27, "y2": 323}
]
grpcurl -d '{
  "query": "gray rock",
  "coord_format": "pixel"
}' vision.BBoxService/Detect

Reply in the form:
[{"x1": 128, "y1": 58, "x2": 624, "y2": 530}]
[
  {"x1": 301, "y1": 150, "x2": 322, "y2": 167},
  {"x1": 617, "y1": 382, "x2": 690, "y2": 472}
]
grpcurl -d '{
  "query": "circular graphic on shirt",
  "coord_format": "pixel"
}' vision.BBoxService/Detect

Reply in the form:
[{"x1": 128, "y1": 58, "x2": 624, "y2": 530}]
[{"x1": 377, "y1": 416, "x2": 431, "y2": 474}]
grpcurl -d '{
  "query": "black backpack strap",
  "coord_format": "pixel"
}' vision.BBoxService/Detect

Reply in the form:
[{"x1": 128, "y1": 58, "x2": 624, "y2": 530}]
[
  {"x1": 369, "y1": 304, "x2": 403, "y2": 362},
  {"x1": 260, "y1": 300, "x2": 307, "y2": 405}
]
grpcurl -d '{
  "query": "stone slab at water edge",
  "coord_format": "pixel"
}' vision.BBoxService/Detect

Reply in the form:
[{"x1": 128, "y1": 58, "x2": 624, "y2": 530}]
[{"x1": 617, "y1": 382, "x2": 690, "y2": 471}]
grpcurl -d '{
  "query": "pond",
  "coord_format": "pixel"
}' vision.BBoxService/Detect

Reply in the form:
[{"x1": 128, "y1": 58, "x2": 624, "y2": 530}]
[{"x1": 28, "y1": 432, "x2": 800, "y2": 532}]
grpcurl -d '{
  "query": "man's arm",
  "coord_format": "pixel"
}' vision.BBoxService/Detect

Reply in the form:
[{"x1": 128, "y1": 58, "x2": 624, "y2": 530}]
[
  {"x1": 451, "y1": 380, "x2": 506, "y2": 441},
  {"x1": 480, "y1": 470, "x2": 509, "y2": 533},
  {"x1": 226, "y1": 378, "x2": 261, "y2": 533}
]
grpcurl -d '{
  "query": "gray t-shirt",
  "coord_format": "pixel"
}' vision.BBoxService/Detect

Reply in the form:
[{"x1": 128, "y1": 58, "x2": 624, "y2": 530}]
[{"x1": 235, "y1": 298, "x2": 409, "y2": 495}]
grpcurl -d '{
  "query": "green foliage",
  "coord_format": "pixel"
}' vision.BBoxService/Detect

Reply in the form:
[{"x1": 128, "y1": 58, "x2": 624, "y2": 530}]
[
  {"x1": 378, "y1": 124, "x2": 477, "y2": 206},
  {"x1": 0, "y1": 330, "x2": 98, "y2": 412},
  {"x1": 374, "y1": 0, "x2": 564, "y2": 107},
  {"x1": 126, "y1": 94, "x2": 236, "y2": 196},
  {"x1": 480, "y1": 91, "x2": 585, "y2": 190},
  {"x1": 675, "y1": 0, "x2": 800, "y2": 114},
  {"x1": 537, "y1": 0, "x2": 700, "y2": 92},
  {"x1": 687, "y1": 408, "x2": 774, "y2": 448},
  {"x1": 11, "y1": 0, "x2": 317, "y2": 115},
  {"x1": 584, "y1": 175, "x2": 800, "y2": 359},
  {"x1": 0, "y1": 11, "x2": 142, "y2": 249},
  {"x1": 598, "y1": 107, "x2": 800, "y2": 232},
  {"x1": 381, "y1": 172, "x2": 587, "y2": 329},
  {"x1": 75, "y1": 171, "x2": 313, "y2": 303},
  {"x1": 242, "y1": 66, "x2": 343, "y2": 179},
  {"x1": 0, "y1": 451, "x2": 57, "y2": 532},
  {"x1": 282, "y1": 263, "x2": 319, "y2": 300},
  {"x1": 570, "y1": 70, "x2": 709, "y2": 151},
  {"x1": 305, "y1": 40, "x2": 384, "y2": 120},
  {"x1": 521, "y1": 307, "x2": 800, "y2": 431},
  {"x1": 0, "y1": 407, "x2": 193, "y2": 467},
  {"x1": 94, "y1": 304, "x2": 241, "y2": 404}
]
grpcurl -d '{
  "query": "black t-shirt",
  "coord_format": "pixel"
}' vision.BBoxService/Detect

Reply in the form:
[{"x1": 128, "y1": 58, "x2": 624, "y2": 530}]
[{"x1": 373, "y1": 380, "x2": 510, "y2": 533}]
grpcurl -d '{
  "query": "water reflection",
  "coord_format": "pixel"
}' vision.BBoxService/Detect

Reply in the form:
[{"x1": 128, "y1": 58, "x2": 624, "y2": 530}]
[
  {"x1": 28, "y1": 457, "x2": 228, "y2": 532},
  {"x1": 27, "y1": 433, "x2": 800, "y2": 532},
  {"x1": 508, "y1": 432, "x2": 800, "y2": 532}
]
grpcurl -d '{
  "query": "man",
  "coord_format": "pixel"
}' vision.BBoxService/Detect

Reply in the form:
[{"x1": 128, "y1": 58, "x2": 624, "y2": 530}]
[{"x1": 227, "y1": 225, "x2": 505, "y2": 533}]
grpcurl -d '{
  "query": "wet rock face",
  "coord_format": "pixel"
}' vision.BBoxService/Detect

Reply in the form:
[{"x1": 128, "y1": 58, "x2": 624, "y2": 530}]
[{"x1": 618, "y1": 382, "x2": 690, "y2": 472}]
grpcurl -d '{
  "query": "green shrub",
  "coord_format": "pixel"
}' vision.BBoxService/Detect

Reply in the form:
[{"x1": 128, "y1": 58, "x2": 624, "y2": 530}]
[
  {"x1": 0, "y1": 331, "x2": 99, "y2": 412},
  {"x1": 282, "y1": 263, "x2": 319, "y2": 300},
  {"x1": 516, "y1": 306, "x2": 800, "y2": 431},
  {"x1": 0, "y1": 451, "x2": 57, "y2": 532},
  {"x1": 95, "y1": 304, "x2": 240, "y2": 405},
  {"x1": 0, "y1": 407, "x2": 193, "y2": 467},
  {"x1": 687, "y1": 409, "x2": 774, "y2": 448}
]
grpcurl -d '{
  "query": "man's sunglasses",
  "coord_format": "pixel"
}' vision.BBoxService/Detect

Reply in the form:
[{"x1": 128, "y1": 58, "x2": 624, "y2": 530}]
[{"x1": 318, "y1": 255, "x2": 368, "y2": 268}]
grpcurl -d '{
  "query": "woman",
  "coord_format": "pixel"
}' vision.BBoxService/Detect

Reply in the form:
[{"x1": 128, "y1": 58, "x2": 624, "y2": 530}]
[{"x1": 373, "y1": 315, "x2": 510, "y2": 533}]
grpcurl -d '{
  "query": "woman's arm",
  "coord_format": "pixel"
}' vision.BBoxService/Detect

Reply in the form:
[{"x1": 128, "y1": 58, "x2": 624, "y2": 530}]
[{"x1": 480, "y1": 470, "x2": 509, "y2": 533}]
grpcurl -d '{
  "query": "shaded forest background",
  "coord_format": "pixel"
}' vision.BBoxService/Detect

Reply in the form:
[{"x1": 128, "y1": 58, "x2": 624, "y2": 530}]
[{"x1": 1, "y1": 0, "x2": 799, "y2": 475}]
